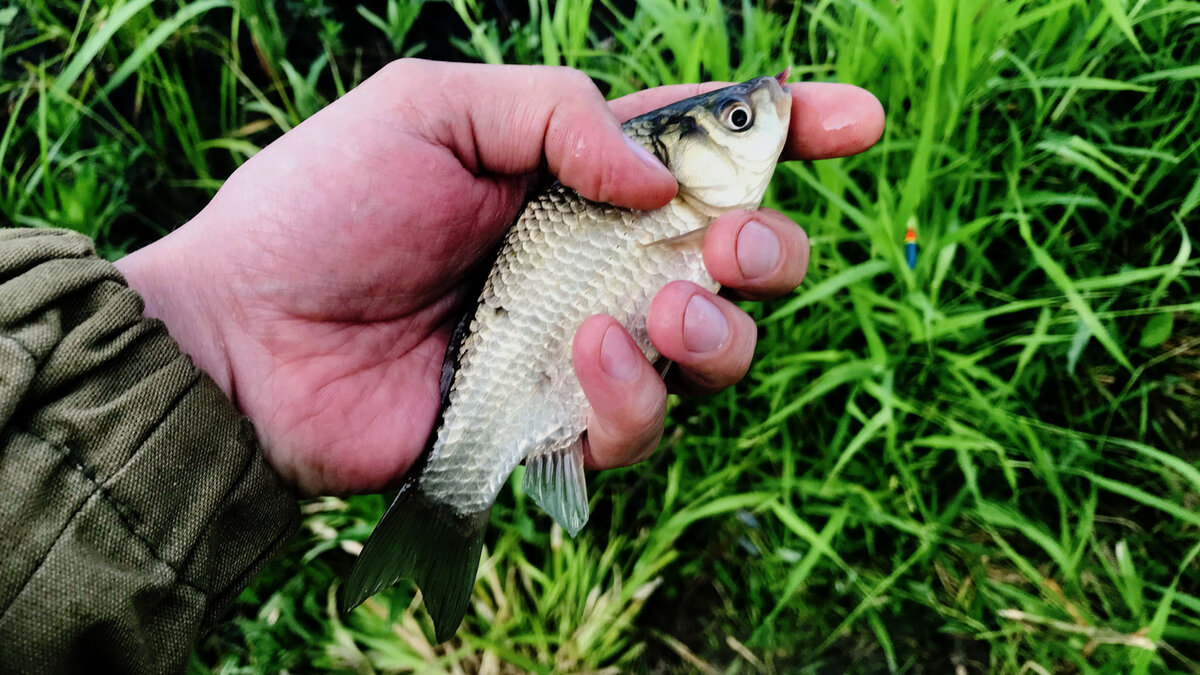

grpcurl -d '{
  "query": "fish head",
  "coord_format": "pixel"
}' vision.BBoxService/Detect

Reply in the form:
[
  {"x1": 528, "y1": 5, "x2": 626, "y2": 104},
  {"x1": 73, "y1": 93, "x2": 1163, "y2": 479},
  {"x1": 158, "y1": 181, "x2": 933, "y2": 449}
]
[{"x1": 624, "y1": 75, "x2": 792, "y2": 215}]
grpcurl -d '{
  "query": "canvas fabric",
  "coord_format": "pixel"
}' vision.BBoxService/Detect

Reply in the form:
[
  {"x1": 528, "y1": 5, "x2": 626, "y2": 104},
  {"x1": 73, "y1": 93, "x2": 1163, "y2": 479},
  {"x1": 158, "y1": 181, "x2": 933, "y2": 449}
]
[{"x1": 0, "y1": 228, "x2": 298, "y2": 674}]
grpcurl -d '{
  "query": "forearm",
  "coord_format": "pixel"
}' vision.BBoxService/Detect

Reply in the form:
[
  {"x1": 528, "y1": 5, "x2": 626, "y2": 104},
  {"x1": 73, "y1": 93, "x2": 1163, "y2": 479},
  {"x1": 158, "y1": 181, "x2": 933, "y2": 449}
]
[{"x1": 0, "y1": 228, "x2": 298, "y2": 674}]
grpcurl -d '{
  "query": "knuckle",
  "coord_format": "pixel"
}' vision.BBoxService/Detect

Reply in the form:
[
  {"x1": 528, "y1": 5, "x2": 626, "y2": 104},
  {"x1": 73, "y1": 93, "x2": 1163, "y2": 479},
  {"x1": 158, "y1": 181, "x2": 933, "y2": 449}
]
[
  {"x1": 380, "y1": 57, "x2": 421, "y2": 82},
  {"x1": 591, "y1": 161, "x2": 621, "y2": 203},
  {"x1": 627, "y1": 387, "x2": 667, "y2": 439},
  {"x1": 553, "y1": 66, "x2": 598, "y2": 93}
]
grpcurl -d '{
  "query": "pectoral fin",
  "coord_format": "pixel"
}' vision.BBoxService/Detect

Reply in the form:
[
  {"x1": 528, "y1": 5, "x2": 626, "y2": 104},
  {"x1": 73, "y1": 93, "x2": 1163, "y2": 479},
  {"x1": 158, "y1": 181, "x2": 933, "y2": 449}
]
[
  {"x1": 643, "y1": 225, "x2": 709, "y2": 252},
  {"x1": 655, "y1": 358, "x2": 673, "y2": 380},
  {"x1": 523, "y1": 438, "x2": 589, "y2": 537}
]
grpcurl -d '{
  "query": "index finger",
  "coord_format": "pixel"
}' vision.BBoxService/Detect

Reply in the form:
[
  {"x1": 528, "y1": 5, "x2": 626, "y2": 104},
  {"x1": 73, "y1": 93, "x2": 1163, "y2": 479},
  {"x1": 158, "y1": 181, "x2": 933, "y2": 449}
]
[{"x1": 609, "y1": 81, "x2": 885, "y2": 161}]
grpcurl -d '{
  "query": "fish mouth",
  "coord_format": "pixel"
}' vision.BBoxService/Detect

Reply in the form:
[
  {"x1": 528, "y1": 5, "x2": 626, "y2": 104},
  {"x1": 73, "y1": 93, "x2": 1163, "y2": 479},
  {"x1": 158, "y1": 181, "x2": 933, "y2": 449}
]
[
  {"x1": 769, "y1": 67, "x2": 793, "y2": 120},
  {"x1": 744, "y1": 70, "x2": 793, "y2": 122},
  {"x1": 773, "y1": 85, "x2": 791, "y2": 120}
]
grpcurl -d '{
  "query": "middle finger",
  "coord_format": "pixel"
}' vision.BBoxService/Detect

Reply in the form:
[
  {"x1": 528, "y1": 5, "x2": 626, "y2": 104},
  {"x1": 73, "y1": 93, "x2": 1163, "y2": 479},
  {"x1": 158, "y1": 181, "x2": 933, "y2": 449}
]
[{"x1": 702, "y1": 208, "x2": 810, "y2": 300}]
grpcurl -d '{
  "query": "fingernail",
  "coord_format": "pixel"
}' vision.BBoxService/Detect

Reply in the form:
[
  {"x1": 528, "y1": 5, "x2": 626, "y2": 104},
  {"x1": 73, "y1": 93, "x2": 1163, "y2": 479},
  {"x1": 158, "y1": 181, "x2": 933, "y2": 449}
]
[
  {"x1": 600, "y1": 325, "x2": 641, "y2": 381},
  {"x1": 623, "y1": 134, "x2": 670, "y2": 174},
  {"x1": 736, "y1": 221, "x2": 780, "y2": 279},
  {"x1": 683, "y1": 295, "x2": 728, "y2": 353}
]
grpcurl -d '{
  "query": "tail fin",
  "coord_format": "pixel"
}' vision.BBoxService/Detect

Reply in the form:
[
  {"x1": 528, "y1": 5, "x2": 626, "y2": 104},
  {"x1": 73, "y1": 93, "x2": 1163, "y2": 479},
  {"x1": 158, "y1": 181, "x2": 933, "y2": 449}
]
[{"x1": 340, "y1": 482, "x2": 489, "y2": 642}]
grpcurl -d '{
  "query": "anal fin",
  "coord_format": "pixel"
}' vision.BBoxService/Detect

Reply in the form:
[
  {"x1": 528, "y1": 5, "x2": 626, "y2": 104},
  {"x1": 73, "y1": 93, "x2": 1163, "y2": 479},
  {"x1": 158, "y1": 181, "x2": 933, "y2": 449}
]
[{"x1": 523, "y1": 438, "x2": 590, "y2": 537}]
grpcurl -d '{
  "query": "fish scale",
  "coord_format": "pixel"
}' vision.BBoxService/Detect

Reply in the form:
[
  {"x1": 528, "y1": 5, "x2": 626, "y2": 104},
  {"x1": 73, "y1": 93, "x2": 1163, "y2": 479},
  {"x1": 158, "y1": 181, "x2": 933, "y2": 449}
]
[
  {"x1": 341, "y1": 74, "x2": 792, "y2": 642},
  {"x1": 423, "y1": 195, "x2": 716, "y2": 511}
]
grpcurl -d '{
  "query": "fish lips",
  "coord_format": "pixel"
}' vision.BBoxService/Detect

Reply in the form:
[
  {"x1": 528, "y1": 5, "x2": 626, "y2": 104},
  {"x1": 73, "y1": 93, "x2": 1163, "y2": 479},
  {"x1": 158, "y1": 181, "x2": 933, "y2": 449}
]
[{"x1": 766, "y1": 71, "x2": 793, "y2": 122}]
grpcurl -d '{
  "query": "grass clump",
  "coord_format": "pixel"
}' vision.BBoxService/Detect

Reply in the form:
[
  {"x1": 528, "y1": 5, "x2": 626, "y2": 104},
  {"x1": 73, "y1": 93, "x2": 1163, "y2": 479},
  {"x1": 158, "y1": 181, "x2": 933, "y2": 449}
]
[{"x1": 4, "y1": 0, "x2": 1199, "y2": 672}]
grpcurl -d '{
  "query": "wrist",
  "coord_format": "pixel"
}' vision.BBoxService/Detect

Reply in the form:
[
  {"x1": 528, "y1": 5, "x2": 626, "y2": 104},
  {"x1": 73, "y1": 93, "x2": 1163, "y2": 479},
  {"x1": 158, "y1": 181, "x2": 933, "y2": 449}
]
[{"x1": 114, "y1": 222, "x2": 237, "y2": 401}]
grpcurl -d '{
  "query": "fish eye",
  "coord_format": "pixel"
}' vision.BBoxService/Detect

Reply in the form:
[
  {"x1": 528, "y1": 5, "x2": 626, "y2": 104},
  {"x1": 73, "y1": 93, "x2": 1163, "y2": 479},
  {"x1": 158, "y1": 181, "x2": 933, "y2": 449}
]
[{"x1": 719, "y1": 100, "x2": 754, "y2": 132}]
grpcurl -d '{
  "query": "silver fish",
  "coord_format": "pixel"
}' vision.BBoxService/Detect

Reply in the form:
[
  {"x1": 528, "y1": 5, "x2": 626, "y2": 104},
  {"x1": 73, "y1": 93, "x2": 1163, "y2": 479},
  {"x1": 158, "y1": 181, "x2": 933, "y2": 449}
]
[{"x1": 341, "y1": 74, "x2": 792, "y2": 640}]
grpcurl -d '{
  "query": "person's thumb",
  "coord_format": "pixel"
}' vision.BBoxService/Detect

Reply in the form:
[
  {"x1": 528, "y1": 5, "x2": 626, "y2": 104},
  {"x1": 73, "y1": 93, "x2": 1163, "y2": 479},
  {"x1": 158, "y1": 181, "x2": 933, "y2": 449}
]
[{"x1": 401, "y1": 59, "x2": 679, "y2": 210}]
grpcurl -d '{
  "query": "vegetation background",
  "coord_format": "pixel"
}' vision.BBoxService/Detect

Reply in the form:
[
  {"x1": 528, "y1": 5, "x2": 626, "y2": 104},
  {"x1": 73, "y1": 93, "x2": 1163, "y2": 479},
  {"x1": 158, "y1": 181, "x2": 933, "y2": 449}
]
[{"x1": 4, "y1": 0, "x2": 1199, "y2": 672}]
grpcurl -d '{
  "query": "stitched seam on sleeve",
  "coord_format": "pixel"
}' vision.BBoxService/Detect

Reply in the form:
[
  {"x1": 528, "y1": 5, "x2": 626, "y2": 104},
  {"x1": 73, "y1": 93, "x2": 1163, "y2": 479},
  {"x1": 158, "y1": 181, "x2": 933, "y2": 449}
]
[
  {"x1": 0, "y1": 426, "x2": 208, "y2": 624},
  {"x1": 0, "y1": 324, "x2": 197, "y2": 603},
  {"x1": 0, "y1": 348, "x2": 210, "y2": 620}
]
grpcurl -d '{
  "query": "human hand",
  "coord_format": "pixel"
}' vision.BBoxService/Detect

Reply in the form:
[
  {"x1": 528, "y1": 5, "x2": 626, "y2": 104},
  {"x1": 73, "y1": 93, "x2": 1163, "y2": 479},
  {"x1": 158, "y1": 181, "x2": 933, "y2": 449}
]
[{"x1": 115, "y1": 59, "x2": 883, "y2": 496}]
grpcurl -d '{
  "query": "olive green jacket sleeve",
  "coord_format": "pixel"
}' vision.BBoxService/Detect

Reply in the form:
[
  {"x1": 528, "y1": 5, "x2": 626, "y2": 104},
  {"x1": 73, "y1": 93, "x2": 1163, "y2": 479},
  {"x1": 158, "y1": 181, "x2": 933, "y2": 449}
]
[{"x1": 0, "y1": 228, "x2": 300, "y2": 674}]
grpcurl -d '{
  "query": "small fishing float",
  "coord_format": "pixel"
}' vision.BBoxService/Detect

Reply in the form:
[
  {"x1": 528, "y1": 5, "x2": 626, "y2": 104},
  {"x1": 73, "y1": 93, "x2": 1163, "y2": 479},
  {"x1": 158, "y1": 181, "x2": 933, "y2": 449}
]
[{"x1": 904, "y1": 221, "x2": 917, "y2": 270}]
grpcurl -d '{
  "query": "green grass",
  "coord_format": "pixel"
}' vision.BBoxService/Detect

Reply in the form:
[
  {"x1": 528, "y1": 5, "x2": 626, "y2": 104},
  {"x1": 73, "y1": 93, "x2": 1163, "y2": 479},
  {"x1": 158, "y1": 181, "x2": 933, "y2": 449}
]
[{"x1": 5, "y1": 0, "x2": 1200, "y2": 672}]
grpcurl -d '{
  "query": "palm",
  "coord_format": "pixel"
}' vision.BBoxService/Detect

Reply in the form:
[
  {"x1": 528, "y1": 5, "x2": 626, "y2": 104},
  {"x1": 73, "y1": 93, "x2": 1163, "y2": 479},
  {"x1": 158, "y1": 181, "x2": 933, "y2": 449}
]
[{"x1": 203, "y1": 117, "x2": 538, "y2": 495}]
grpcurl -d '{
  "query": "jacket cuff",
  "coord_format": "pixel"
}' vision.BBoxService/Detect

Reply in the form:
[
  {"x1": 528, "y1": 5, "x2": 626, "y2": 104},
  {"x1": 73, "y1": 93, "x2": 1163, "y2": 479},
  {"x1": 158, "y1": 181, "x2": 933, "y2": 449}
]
[{"x1": 0, "y1": 228, "x2": 299, "y2": 673}]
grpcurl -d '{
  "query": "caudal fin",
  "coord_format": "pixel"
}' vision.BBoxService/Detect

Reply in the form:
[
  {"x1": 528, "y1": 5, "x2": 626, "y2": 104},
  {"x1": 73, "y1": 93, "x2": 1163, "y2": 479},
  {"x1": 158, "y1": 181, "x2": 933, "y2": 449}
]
[{"x1": 340, "y1": 482, "x2": 489, "y2": 642}]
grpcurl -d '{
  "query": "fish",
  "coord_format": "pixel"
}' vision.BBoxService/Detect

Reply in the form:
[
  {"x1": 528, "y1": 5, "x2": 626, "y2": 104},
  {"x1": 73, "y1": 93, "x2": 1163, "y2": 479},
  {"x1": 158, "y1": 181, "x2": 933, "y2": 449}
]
[{"x1": 340, "y1": 73, "x2": 793, "y2": 641}]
